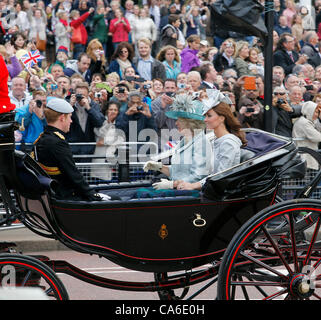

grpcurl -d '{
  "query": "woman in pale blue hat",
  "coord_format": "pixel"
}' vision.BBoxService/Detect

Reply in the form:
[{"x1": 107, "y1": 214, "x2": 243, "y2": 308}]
[
  {"x1": 143, "y1": 93, "x2": 213, "y2": 189},
  {"x1": 176, "y1": 90, "x2": 247, "y2": 191}
]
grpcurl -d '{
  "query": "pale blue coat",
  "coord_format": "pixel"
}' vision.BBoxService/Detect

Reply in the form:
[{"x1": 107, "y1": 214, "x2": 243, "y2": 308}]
[
  {"x1": 199, "y1": 133, "x2": 242, "y2": 186},
  {"x1": 213, "y1": 134, "x2": 242, "y2": 173},
  {"x1": 169, "y1": 131, "x2": 213, "y2": 183}
]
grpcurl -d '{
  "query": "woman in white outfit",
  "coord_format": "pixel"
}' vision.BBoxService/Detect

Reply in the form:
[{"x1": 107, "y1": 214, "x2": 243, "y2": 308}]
[
  {"x1": 54, "y1": 11, "x2": 71, "y2": 54},
  {"x1": 91, "y1": 101, "x2": 125, "y2": 181},
  {"x1": 131, "y1": 8, "x2": 157, "y2": 46},
  {"x1": 292, "y1": 101, "x2": 321, "y2": 170},
  {"x1": 27, "y1": 7, "x2": 47, "y2": 51}
]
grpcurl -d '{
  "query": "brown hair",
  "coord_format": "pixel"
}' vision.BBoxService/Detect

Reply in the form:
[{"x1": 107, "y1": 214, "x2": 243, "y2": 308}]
[
  {"x1": 214, "y1": 102, "x2": 247, "y2": 146},
  {"x1": 86, "y1": 38, "x2": 107, "y2": 66},
  {"x1": 156, "y1": 45, "x2": 180, "y2": 63},
  {"x1": 187, "y1": 34, "x2": 200, "y2": 44},
  {"x1": 111, "y1": 41, "x2": 135, "y2": 61},
  {"x1": 75, "y1": 81, "x2": 90, "y2": 92}
]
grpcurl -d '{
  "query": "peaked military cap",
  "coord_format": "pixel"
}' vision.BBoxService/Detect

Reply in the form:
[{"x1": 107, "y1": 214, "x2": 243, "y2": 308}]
[{"x1": 46, "y1": 98, "x2": 73, "y2": 114}]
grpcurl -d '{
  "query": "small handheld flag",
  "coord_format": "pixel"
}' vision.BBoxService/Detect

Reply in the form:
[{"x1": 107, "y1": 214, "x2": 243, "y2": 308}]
[{"x1": 20, "y1": 50, "x2": 44, "y2": 69}]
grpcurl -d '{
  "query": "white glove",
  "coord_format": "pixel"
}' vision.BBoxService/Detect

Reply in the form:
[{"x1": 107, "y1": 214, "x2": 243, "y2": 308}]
[
  {"x1": 143, "y1": 160, "x2": 163, "y2": 172},
  {"x1": 97, "y1": 193, "x2": 111, "y2": 200},
  {"x1": 152, "y1": 179, "x2": 174, "y2": 190}
]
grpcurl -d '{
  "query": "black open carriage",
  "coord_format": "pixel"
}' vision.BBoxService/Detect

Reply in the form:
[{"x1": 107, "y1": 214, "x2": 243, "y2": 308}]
[{"x1": 1, "y1": 112, "x2": 321, "y2": 300}]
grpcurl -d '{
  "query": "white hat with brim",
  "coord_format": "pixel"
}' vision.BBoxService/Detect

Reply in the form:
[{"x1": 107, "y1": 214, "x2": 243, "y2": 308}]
[
  {"x1": 202, "y1": 90, "x2": 232, "y2": 115},
  {"x1": 46, "y1": 98, "x2": 74, "y2": 114}
]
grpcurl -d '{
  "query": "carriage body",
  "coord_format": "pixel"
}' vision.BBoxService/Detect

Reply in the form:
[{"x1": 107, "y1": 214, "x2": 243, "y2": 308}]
[
  {"x1": 3, "y1": 112, "x2": 320, "y2": 300},
  {"x1": 47, "y1": 191, "x2": 275, "y2": 273},
  {"x1": 13, "y1": 126, "x2": 303, "y2": 273}
]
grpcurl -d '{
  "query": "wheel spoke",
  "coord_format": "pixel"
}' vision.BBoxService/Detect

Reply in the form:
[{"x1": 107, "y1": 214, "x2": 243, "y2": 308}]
[
  {"x1": 20, "y1": 270, "x2": 32, "y2": 287},
  {"x1": 303, "y1": 216, "x2": 321, "y2": 267},
  {"x1": 313, "y1": 292, "x2": 321, "y2": 299},
  {"x1": 231, "y1": 280, "x2": 286, "y2": 287},
  {"x1": 288, "y1": 214, "x2": 299, "y2": 273},
  {"x1": 239, "y1": 251, "x2": 288, "y2": 280},
  {"x1": 261, "y1": 225, "x2": 293, "y2": 275},
  {"x1": 238, "y1": 275, "x2": 249, "y2": 300},
  {"x1": 312, "y1": 257, "x2": 321, "y2": 270},
  {"x1": 45, "y1": 287, "x2": 54, "y2": 296},
  {"x1": 263, "y1": 288, "x2": 288, "y2": 300}
]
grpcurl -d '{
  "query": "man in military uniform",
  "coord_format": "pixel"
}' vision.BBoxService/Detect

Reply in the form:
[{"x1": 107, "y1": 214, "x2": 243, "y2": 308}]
[{"x1": 34, "y1": 98, "x2": 105, "y2": 201}]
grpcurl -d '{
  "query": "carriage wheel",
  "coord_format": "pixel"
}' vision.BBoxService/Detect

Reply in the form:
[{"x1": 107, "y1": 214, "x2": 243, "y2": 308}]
[
  {"x1": 217, "y1": 199, "x2": 321, "y2": 300},
  {"x1": 0, "y1": 253, "x2": 69, "y2": 300}
]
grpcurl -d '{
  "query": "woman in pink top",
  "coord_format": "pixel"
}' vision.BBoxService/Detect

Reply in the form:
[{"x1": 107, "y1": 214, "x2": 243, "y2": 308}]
[
  {"x1": 283, "y1": 0, "x2": 297, "y2": 28},
  {"x1": 109, "y1": 9, "x2": 131, "y2": 50}
]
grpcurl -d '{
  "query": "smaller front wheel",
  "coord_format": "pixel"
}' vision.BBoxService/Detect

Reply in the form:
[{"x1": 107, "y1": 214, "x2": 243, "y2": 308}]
[{"x1": 0, "y1": 253, "x2": 69, "y2": 300}]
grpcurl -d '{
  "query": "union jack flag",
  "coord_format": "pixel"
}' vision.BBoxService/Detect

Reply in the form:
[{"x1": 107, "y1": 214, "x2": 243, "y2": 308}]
[{"x1": 20, "y1": 50, "x2": 44, "y2": 68}]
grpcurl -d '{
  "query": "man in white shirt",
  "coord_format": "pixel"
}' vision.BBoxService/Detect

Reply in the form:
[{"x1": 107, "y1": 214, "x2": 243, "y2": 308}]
[{"x1": 9, "y1": 77, "x2": 32, "y2": 109}]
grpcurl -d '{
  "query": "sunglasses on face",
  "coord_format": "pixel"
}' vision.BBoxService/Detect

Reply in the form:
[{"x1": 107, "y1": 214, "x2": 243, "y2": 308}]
[{"x1": 274, "y1": 92, "x2": 286, "y2": 95}]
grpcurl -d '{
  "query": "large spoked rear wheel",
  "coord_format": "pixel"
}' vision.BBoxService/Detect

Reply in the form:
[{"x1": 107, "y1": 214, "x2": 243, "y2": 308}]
[
  {"x1": 0, "y1": 254, "x2": 69, "y2": 300},
  {"x1": 217, "y1": 199, "x2": 321, "y2": 300}
]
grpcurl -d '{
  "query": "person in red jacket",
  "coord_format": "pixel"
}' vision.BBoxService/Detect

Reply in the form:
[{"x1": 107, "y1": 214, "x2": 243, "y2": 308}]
[
  {"x1": 0, "y1": 55, "x2": 16, "y2": 114},
  {"x1": 109, "y1": 8, "x2": 131, "y2": 50},
  {"x1": 70, "y1": 7, "x2": 95, "y2": 59}
]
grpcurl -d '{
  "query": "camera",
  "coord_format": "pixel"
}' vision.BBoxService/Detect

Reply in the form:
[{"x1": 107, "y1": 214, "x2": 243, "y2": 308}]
[
  {"x1": 76, "y1": 94, "x2": 83, "y2": 102},
  {"x1": 35, "y1": 100, "x2": 42, "y2": 108},
  {"x1": 125, "y1": 76, "x2": 136, "y2": 82},
  {"x1": 246, "y1": 107, "x2": 255, "y2": 113},
  {"x1": 118, "y1": 87, "x2": 125, "y2": 93},
  {"x1": 137, "y1": 106, "x2": 144, "y2": 111},
  {"x1": 143, "y1": 84, "x2": 151, "y2": 90},
  {"x1": 165, "y1": 92, "x2": 175, "y2": 98},
  {"x1": 276, "y1": 98, "x2": 285, "y2": 106},
  {"x1": 95, "y1": 92, "x2": 101, "y2": 98},
  {"x1": 305, "y1": 85, "x2": 314, "y2": 91},
  {"x1": 192, "y1": 91, "x2": 200, "y2": 100}
]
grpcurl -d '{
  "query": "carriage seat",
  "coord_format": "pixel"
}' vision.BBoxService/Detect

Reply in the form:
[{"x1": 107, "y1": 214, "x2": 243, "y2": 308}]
[
  {"x1": 243, "y1": 130, "x2": 288, "y2": 158},
  {"x1": 13, "y1": 150, "x2": 58, "y2": 200},
  {"x1": 240, "y1": 148, "x2": 255, "y2": 163},
  {"x1": 238, "y1": 130, "x2": 287, "y2": 164}
]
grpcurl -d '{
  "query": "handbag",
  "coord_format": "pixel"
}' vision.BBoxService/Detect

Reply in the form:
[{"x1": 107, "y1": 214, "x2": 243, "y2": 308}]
[
  {"x1": 71, "y1": 26, "x2": 82, "y2": 44},
  {"x1": 36, "y1": 34, "x2": 46, "y2": 52}
]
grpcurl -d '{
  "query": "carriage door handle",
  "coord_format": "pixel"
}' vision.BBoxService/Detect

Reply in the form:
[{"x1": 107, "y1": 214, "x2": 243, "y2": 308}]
[{"x1": 193, "y1": 213, "x2": 206, "y2": 227}]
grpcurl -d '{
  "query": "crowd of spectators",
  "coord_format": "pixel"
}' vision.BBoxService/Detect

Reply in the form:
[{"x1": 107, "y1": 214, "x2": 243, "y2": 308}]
[{"x1": 2, "y1": 0, "x2": 321, "y2": 179}]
